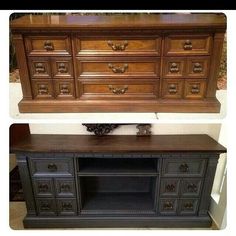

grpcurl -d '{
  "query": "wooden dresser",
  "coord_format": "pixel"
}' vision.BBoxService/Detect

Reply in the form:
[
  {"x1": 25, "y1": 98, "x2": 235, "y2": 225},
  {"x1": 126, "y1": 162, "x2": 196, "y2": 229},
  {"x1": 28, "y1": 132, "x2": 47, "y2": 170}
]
[
  {"x1": 10, "y1": 13, "x2": 226, "y2": 113},
  {"x1": 11, "y1": 134, "x2": 226, "y2": 228}
]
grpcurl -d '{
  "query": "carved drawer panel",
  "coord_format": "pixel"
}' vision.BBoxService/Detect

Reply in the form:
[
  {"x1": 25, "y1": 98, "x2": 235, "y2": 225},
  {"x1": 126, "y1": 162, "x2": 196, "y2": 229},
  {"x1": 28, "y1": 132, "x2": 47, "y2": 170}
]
[
  {"x1": 180, "y1": 178, "x2": 202, "y2": 197},
  {"x1": 162, "y1": 158, "x2": 206, "y2": 177},
  {"x1": 184, "y1": 80, "x2": 206, "y2": 99},
  {"x1": 33, "y1": 178, "x2": 54, "y2": 198},
  {"x1": 25, "y1": 35, "x2": 71, "y2": 56},
  {"x1": 29, "y1": 157, "x2": 74, "y2": 177},
  {"x1": 32, "y1": 79, "x2": 54, "y2": 99},
  {"x1": 29, "y1": 58, "x2": 51, "y2": 79},
  {"x1": 55, "y1": 178, "x2": 76, "y2": 197},
  {"x1": 178, "y1": 199, "x2": 199, "y2": 215},
  {"x1": 77, "y1": 38, "x2": 161, "y2": 56},
  {"x1": 53, "y1": 80, "x2": 75, "y2": 99},
  {"x1": 51, "y1": 58, "x2": 74, "y2": 79},
  {"x1": 78, "y1": 79, "x2": 159, "y2": 100},
  {"x1": 162, "y1": 58, "x2": 185, "y2": 78},
  {"x1": 164, "y1": 34, "x2": 212, "y2": 56},
  {"x1": 161, "y1": 79, "x2": 184, "y2": 99},
  {"x1": 57, "y1": 198, "x2": 77, "y2": 216},
  {"x1": 186, "y1": 57, "x2": 210, "y2": 78},
  {"x1": 160, "y1": 178, "x2": 180, "y2": 197},
  {"x1": 36, "y1": 198, "x2": 57, "y2": 216},
  {"x1": 159, "y1": 199, "x2": 178, "y2": 215},
  {"x1": 77, "y1": 58, "x2": 160, "y2": 78}
]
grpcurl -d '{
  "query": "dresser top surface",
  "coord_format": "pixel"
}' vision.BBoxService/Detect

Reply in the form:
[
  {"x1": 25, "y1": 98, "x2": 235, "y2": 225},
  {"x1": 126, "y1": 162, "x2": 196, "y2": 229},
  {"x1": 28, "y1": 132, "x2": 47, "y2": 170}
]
[
  {"x1": 10, "y1": 13, "x2": 226, "y2": 30},
  {"x1": 11, "y1": 134, "x2": 226, "y2": 154}
]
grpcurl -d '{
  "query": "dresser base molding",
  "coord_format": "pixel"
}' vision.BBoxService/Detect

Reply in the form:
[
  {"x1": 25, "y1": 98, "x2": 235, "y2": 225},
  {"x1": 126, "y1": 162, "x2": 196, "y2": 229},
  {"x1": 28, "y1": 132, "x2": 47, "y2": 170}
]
[
  {"x1": 18, "y1": 98, "x2": 220, "y2": 113},
  {"x1": 23, "y1": 215, "x2": 212, "y2": 228}
]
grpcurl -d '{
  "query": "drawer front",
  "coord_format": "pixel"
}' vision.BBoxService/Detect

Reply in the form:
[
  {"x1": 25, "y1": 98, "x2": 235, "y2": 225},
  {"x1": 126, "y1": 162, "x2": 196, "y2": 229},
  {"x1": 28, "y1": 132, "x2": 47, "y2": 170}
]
[
  {"x1": 162, "y1": 159, "x2": 206, "y2": 177},
  {"x1": 179, "y1": 199, "x2": 199, "y2": 215},
  {"x1": 54, "y1": 80, "x2": 75, "y2": 99},
  {"x1": 184, "y1": 80, "x2": 206, "y2": 99},
  {"x1": 51, "y1": 57, "x2": 74, "y2": 79},
  {"x1": 36, "y1": 198, "x2": 57, "y2": 216},
  {"x1": 164, "y1": 35, "x2": 212, "y2": 56},
  {"x1": 77, "y1": 59, "x2": 160, "y2": 78},
  {"x1": 78, "y1": 79, "x2": 159, "y2": 100},
  {"x1": 55, "y1": 178, "x2": 76, "y2": 197},
  {"x1": 186, "y1": 57, "x2": 210, "y2": 78},
  {"x1": 33, "y1": 178, "x2": 54, "y2": 198},
  {"x1": 29, "y1": 58, "x2": 51, "y2": 79},
  {"x1": 159, "y1": 199, "x2": 178, "y2": 215},
  {"x1": 162, "y1": 79, "x2": 184, "y2": 99},
  {"x1": 77, "y1": 38, "x2": 161, "y2": 56},
  {"x1": 29, "y1": 158, "x2": 74, "y2": 177},
  {"x1": 57, "y1": 198, "x2": 77, "y2": 216},
  {"x1": 180, "y1": 178, "x2": 202, "y2": 197},
  {"x1": 163, "y1": 58, "x2": 185, "y2": 78},
  {"x1": 25, "y1": 36, "x2": 71, "y2": 55},
  {"x1": 32, "y1": 79, "x2": 54, "y2": 99},
  {"x1": 160, "y1": 178, "x2": 180, "y2": 197}
]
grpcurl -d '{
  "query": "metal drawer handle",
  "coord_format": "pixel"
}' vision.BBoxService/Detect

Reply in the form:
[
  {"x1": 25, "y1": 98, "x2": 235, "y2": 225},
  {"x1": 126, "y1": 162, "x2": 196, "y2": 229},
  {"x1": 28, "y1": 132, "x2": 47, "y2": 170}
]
[
  {"x1": 163, "y1": 201, "x2": 173, "y2": 210},
  {"x1": 165, "y1": 184, "x2": 175, "y2": 192},
  {"x1": 187, "y1": 183, "x2": 197, "y2": 192},
  {"x1": 107, "y1": 40, "x2": 128, "y2": 51},
  {"x1": 60, "y1": 84, "x2": 70, "y2": 95},
  {"x1": 47, "y1": 163, "x2": 57, "y2": 171},
  {"x1": 168, "y1": 84, "x2": 177, "y2": 94},
  {"x1": 38, "y1": 184, "x2": 49, "y2": 192},
  {"x1": 191, "y1": 84, "x2": 200, "y2": 94},
  {"x1": 183, "y1": 40, "x2": 193, "y2": 50},
  {"x1": 35, "y1": 63, "x2": 46, "y2": 73},
  {"x1": 170, "y1": 63, "x2": 179, "y2": 73},
  {"x1": 108, "y1": 85, "x2": 128, "y2": 95},
  {"x1": 184, "y1": 202, "x2": 193, "y2": 209},
  {"x1": 62, "y1": 202, "x2": 72, "y2": 210},
  {"x1": 60, "y1": 184, "x2": 71, "y2": 191},
  {"x1": 179, "y1": 163, "x2": 189, "y2": 172},
  {"x1": 44, "y1": 40, "x2": 54, "y2": 51},
  {"x1": 41, "y1": 203, "x2": 51, "y2": 210},
  {"x1": 58, "y1": 63, "x2": 68, "y2": 73},
  {"x1": 38, "y1": 85, "x2": 48, "y2": 95},
  {"x1": 193, "y1": 63, "x2": 203, "y2": 73},
  {"x1": 108, "y1": 63, "x2": 128, "y2": 73}
]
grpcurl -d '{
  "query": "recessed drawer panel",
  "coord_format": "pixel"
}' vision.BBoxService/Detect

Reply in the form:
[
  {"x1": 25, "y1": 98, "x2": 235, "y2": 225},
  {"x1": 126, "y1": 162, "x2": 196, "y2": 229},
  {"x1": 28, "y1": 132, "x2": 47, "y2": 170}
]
[
  {"x1": 163, "y1": 58, "x2": 185, "y2": 78},
  {"x1": 51, "y1": 57, "x2": 74, "y2": 79},
  {"x1": 55, "y1": 178, "x2": 76, "y2": 197},
  {"x1": 184, "y1": 80, "x2": 206, "y2": 99},
  {"x1": 29, "y1": 157, "x2": 74, "y2": 177},
  {"x1": 77, "y1": 58, "x2": 160, "y2": 78},
  {"x1": 78, "y1": 79, "x2": 159, "y2": 100},
  {"x1": 186, "y1": 57, "x2": 210, "y2": 78},
  {"x1": 77, "y1": 38, "x2": 161, "y2": 56},
  {"x1": 160, "y1": 178, "x2": 180, "y2": 197},
  {"x1": 180, "y1": 178, "x2": 202, "y2": 197},
  {"x1": 159, "y1": 199, "x2": 178, "y2": 215},
  {"x1": 53, "y1": 80, "x2": 76, "y2": 99},
  {"x1": 162, "y1": 79, "x2": 184, "y2": 99},
  {"x1": 57, "y1": 198, "x2": 77, "y2": 216},
  {"x1": 162, "y1": 159, "x2": 206, "y2": 177},
  {"x1": 32, "y1": 178, "x2": 54, "y2": 198},
  {"x1": 25, "y1": 36, "x2": 71, "y2": 55},
  {"x1": 178, "y1": 199, "x2": 199, "y2": 215},
  {"x1": 32, "y1": 79, "x2": 54, "y2": 99},
  {"x1": 164, "y1": 35, "x2": 212, "y2": 56},
  {"x1": 28, "y1": 57, "x2": 51, "y2": 79},
  {"x1": 36, "y1": 198, "x2": 57, "y2": 216}
]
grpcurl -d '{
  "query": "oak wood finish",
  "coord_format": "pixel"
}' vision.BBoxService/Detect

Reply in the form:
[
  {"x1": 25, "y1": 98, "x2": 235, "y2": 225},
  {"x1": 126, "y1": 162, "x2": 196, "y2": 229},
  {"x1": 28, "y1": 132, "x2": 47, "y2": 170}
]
[
  {"x1": 10, "y1": 14, "x2": 226, "y2": 113},
  {"x1": 11, "y1": 134, "x2": 226, "y2": 228}
]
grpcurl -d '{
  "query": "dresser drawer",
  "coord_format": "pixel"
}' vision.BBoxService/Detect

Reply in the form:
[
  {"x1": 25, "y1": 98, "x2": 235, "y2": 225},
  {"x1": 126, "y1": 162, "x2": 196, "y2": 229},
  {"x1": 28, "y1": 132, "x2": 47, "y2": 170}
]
[
  {"x1": 179, "y1": 199, "x2": 199, "y2": 215},
  {"x1": 162, "y1": 79, "x2": 184, "y2": 99},
  {"x1": 32, "y1": 79, "x2": 54, "y2": 99},
  {"x1": 164, "y1": 35, "x2": 212, "y2": 56},
  {"x1": 184, "y1": 80, "x2": 206, "y2": 99},
  {"x1": 78, "y1": 79, "x2": 159, "y2": 100},
  {"x1": 77, "y1": 58, "x2": 160, "y2": 78},
  {"x1": 57, "y1": 198, "x2": 77, "y2": 216},
  {"x1": 33, "y1": 178, "x2": 54, "y2": 198},
  {"x1": 186, "y1": 57, "x2": 210, "y2": 78},
  {"x1": 36, "y1": 198, "x2": 57, "y2": 216},
  {"x1": 29, "y1": 57, "x2": 51, "y2": 79},
  {"x1": 159, "y1": 199, "x2": 178, "y2": 215},
  {"x1": 180, "y1": 178, "x2": 202, "y2": 197},
  {"x1": 162, "y1": 159, "x2": 206, "y2": 177},
  {"x1": 51, "y1": 57, "x2": 74, "y2": 79},
  {"x1": 160, "y1": 178, "x2": 180, "y2": 197},
  {"x1": 53, "y1": 80, "x2": 76, "y2": 99},
  {"x1": 29, "y1": 157, "x2": 74, "y2": 177},
  {"x1": 55, "y1": 178, "x2": 76, "y2": 197},
  {"x1": 77, "y1": 38, "x2": 161, "y2": 56},
  {"x1": 25, "y1": 36, "x2": 71, "y2": 55},
  {"x1": 163, "y1": 58, "x2": 185, "y2": 78}
]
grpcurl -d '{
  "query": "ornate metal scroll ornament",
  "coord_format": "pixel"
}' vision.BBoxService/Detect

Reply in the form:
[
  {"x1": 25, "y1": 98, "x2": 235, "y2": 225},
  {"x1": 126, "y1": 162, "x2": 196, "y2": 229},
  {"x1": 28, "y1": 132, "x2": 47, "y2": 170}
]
[
  {"x1": 136, "y1": 124, "x2": 152, "y2": 136},
  {"x1": 82, "y1": 124, "x2": 119, "y2": 136}
]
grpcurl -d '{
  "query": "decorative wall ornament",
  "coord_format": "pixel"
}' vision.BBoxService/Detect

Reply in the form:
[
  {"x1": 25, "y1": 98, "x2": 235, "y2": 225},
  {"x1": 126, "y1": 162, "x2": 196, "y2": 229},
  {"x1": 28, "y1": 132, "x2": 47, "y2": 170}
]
[
  {"x1": 82, "y1": 124, "x2": 119, "y2": 136},
  {"x1": 136, "y1": 124, "x2": 152, "y2": 136}
]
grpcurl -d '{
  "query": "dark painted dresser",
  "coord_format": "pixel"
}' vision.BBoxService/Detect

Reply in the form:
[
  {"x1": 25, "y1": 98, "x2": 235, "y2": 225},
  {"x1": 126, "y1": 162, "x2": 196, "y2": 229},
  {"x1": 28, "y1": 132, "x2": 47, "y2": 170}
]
[
  {"x1": 10, "y1": 13, "x2": 226, "y2": 113},
  {"x1": 11, "y1": 134, "x2": 226, "y2": 228}
]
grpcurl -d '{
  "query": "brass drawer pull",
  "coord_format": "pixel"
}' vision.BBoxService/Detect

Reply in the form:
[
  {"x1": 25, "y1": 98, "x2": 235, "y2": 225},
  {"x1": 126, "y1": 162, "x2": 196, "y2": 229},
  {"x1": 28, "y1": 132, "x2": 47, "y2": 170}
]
[
  {"x1": 179, "y1": 163, "x2": 189, "y2": 172},
  {"x1": 38, "y1": 184, "x2": 49, "y2": 192},
  {"x1": 107, "y1": 40, "x2": 128, "y2": 51},
  {"x1": 62, "y1": 202, "x2": 72, "y2": 210},
  {"x1": 44, "y1": 40, "x2": 54, "y2": 50},
  {"x1": 60, "y1": 184, "x2": 71, "y2": 191},
  {"x1": 163, "y1": 201, "x2": 173, "y2": 210},
  {"x1": 108, "y1": 63, "x2": 128, "y2": 73},
  {"x1": 183, "y1": 40, "x2": 193, "y2": 50},
  {"x1": 170, "y1": 63, "x2": 179, "y2": 73},
  {"x1": 60, "y1": 85, "x2": 70, "y2": 95},
  {"x1": 184, "y1": 202, "x2": 193, "y2": 209},
  {"x1": 168, "y1": 84, "x2": 177, "y2": 94},
  {"x1": 165, "y1": 184, "x2": 175, "y2": 192},
  {"x1": 108, "y1": 85, "x2": 128, "y2": 95},
  {"x1": 38, "y1": 85, "x2": 48, "y2": 95},
  {"x1": 58, "y1": 63, "x2": 68, "y2": 73},
  {"x1": 191, "y1": 84, "x2": 200, "y2": 94},
  {"x1": 35, "y1": 63, "x2": 46, "y2": 73},
  {"x1": 47, "y1": 163, "x2": 57, "y2": 171},
  {"x1": 193, "y1": 63, "x2": 203, "y2": 73},
  {"x1": 187, "y1": 183, "x2": 197, "y2": 192}
]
